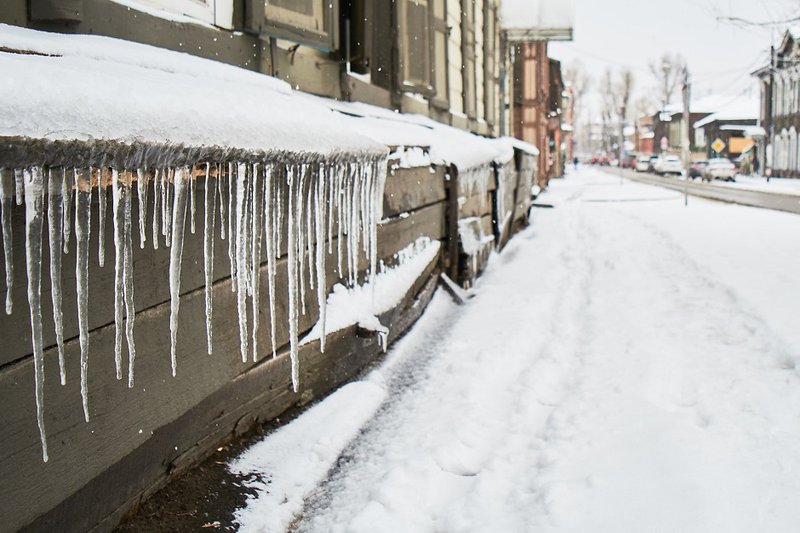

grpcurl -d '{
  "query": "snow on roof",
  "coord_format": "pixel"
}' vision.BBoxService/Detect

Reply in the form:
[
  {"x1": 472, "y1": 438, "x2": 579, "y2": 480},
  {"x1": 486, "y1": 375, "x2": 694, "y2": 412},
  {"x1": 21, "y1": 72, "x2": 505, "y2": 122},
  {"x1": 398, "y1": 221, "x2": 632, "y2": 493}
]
[
  {"x1": 306, "y1": 96, "x2": 515, "y2": 171},
  {"x1": 693, "y1": 95, "x2": 760, "y2": 129},
  {"x1": 500, "y1": 0, "x2": 575, "y2": 39},
  {"x1": 0, "y1": 24, "x2": 384, "y2": 157},
  {"x1": 719, "y1": 125, "x2": 767, "y2": 137}
]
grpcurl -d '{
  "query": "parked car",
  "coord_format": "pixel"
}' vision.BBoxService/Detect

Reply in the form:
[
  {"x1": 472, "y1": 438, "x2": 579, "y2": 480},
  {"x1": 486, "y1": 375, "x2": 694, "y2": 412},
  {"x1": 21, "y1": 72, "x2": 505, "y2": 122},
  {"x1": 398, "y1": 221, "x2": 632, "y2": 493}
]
[
  {"x1": 704, "y1": 158, "x2": 736, "y2": 182},
  {"x1": 654, "y1": 155, "x2": 683, "y2": 176},
  {"x1": 689, "y1": 160, "x2": 708, "y2": 179},
  {"x1": 590, "y1": 154, "x2": 610, "y2": 166},
  {"x1": 647, "y1": 154, "x2": 660, "y2": 172},
  {"x1": 635, "y1": 155, "x2": 651, "y2": 172},
  {"x1": 622, "y1": 154, "x2": 638, "y2": 169}
]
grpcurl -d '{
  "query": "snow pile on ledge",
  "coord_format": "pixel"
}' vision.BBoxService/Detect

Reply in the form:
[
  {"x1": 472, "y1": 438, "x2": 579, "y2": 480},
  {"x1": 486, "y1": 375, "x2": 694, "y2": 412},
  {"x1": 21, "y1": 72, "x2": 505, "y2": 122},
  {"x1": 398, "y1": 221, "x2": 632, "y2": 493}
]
[
  {"x1": 491, "y1": 136, "x2": 540, "y2": 164},
  {"x1": 302, "y1": 237, "x2": 441, "y2": 347},
  {"x1": 501, "y1": 0, "x2": 576, "y2": 31},
  {"x1": 0, "y1": 24, "x2": 384, "y2": 157}
]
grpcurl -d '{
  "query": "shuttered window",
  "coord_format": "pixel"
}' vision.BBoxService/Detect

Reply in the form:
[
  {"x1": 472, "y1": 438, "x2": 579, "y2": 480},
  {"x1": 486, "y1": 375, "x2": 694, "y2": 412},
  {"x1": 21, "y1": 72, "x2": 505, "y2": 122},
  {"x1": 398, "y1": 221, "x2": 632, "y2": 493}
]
[
  {"x1": 430, "y1": 0, "x2": 449, "y2": 107},
  {"x1": 398, "y1": 0, "x2": 434, "y2": 94},
  {"x1": 262, "y1": 0, "x2": 336, "y2": 50},
  {"x1": 461, "y1": 0, "x2": 477, "y2": 118},
  {"x1": 483, "y1": 2, "x2": 498, "y2": 127}
]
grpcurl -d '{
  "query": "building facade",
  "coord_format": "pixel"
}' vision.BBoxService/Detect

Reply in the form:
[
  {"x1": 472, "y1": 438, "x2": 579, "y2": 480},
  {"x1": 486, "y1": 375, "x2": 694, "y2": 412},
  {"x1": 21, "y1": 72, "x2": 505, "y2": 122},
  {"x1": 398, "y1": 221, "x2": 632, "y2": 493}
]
[
  {"x1": 754, "y1": 29, "x2": 800, "y2": 178},
  {"x1": 1, "y1": 0, "x2": 506, "y2": 137}
]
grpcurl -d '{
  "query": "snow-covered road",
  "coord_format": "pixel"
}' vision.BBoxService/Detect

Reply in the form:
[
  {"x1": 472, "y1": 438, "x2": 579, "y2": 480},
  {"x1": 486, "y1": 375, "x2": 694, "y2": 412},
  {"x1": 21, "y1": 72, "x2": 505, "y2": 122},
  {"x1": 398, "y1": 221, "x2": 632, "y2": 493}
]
[{"x1": 232, "y1": 168, "x2": 800, "y2": 532}]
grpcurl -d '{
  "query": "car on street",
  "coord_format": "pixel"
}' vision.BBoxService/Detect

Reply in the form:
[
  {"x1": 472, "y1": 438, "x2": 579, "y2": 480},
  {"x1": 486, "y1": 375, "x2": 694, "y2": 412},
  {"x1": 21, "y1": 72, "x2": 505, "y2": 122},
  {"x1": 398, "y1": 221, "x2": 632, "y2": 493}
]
[
  {"x1": 689, "y1": 159, "x2": 708, "y2": 179},
  {"x1": 704, "y1": 157, "x2": 736, "y2": 182},
  {"x1": 635, "y1": 155, "x2": 651, "y2": 172},
  {"x1": 654, "y1": 155, "x2": 683, "y2": 176},
  {"x1": 647, "y1": 154, "x2": 660, "y2": 172}
]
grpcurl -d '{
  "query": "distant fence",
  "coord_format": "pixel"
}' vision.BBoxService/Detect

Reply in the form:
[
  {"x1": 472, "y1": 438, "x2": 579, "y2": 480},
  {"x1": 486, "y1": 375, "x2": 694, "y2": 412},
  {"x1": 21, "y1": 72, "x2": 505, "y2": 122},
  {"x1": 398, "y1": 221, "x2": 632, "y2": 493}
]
[{"x1": 0, "y1": 140, "x2": 535, "y2": 532}]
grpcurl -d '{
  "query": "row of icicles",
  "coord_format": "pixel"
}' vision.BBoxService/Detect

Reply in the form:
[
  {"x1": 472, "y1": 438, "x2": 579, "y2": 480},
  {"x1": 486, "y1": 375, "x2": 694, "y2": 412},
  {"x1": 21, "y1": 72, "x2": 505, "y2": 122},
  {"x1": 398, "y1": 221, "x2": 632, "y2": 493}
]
[{"x1": 0, "y1": 156, "x2": 387, "y2": 461}]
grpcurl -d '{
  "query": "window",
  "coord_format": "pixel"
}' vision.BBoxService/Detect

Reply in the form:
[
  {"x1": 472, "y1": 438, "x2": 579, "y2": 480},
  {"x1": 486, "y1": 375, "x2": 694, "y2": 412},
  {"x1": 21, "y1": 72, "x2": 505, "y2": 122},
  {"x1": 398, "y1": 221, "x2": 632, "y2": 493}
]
[
  {"x1": 398, "y1": 0, "x2": 433, "y2": 94},
  {"x1": 461, "y1": 0, "x2": 477, "y2": 118},
  {"x1": 261, "y1": 0, "x2": 337, "y2": 50},
  {"x1": 131, "y1": 0, "x2": 229, "y2": 27},
  {"x1": 430, "y1": 0, "x2": 450, "y2": 107}
]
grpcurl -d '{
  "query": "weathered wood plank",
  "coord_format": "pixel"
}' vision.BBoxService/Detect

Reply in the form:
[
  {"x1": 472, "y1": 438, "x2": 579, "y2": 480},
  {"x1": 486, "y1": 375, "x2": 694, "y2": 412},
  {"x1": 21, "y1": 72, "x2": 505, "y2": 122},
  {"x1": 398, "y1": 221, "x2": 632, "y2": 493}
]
[
  {"x1": 11, "y1": 246, "x2": 441, "y2": 533},
  {"x1": 0, "y1": 200, "x2": 445, "y2": 531},
  {"x1": 459, "y1": 192, "x2": 493, "y2": 218},
  {"x1": 383, "y1": 165, "x2": 446, "y2": 217}
]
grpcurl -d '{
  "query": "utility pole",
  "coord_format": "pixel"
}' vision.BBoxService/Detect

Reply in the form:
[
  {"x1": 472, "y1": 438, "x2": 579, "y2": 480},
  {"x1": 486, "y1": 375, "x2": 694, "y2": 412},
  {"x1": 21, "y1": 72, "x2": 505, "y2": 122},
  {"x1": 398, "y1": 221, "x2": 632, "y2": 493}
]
[{"x1": 681, "y1": 65, "x2": 691, "y2": 207}]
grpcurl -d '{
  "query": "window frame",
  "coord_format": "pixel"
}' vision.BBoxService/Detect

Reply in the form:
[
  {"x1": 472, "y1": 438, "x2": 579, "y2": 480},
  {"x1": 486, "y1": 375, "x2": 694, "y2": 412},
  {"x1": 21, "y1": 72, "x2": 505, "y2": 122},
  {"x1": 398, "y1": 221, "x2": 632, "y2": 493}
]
[{"x1": 259, "y1": 0, "x2": 338, "y2": 51}]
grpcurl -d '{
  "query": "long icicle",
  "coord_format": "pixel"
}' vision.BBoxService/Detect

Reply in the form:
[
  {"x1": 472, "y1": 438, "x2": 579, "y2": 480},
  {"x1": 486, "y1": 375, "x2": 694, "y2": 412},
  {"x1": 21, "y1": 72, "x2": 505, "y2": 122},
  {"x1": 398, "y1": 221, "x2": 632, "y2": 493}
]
[
  {"x1": 47, "y1": 168, "x2": 66, "y2": 385},
  {"x1": 122, "y1": 173, "x2": 137, "y2": 388},
  {"x1": 264, "y1": 165, "x2": 277, "y2": 358},
  {"x1": 297, "y1": 164, "x2": 307, "y2": 316},
  {"x1": 0, "y1": 169, "x2": 13, "y2": 314},
  {"x1": 251, "y1": 163, "x2": 263, "y2": 361},
  {"x1": 218, "y1": 162, "x2": 227, "y2": 241},
  {"x1": 189, "y1": 165, "x2": 197, "y2": 235},
  {"x1": 151, "y1": 169, "x2": 161, "y2": 251},
  {"x1": 169, "y1": 168, "x2": 189, "y2": 376},
  {"x1": 23, "y1": 167, "x2": 48, "y2": 462},
  {"x1": 111, "y1": 170, "x2": 125, "y2": 380},
  {"x1": 62, "y1": 169, "x2": 72, "y2": 253},
  {"x1": 97, "y1": 168, "x2": 107, "y2": 266},
  {"x1": 228, "y1": 162, "x2": 236, "y2": 293},
  {"x1": 74, "y1": 170, "x2": 92, "y2": 422},
  {"x1": 286, "y1": 164, "x2": 300, "y2": 391},
  {"x1": 315, "y1": 164, "x2": 328, "y2": 352},
  {"x1": 234, "y1": 162, "x2": 249, "y2": 363},
  {"x1": 203, "y1": 163, "x2": 217, "y2": 355}
]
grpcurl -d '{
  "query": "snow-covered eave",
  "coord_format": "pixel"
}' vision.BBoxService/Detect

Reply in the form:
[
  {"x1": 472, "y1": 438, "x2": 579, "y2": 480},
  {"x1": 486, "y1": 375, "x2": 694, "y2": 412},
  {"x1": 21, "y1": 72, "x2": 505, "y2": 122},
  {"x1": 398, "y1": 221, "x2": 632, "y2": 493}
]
[{"x1": 0, "y1": 24, "x2": 387, "y2": 161}]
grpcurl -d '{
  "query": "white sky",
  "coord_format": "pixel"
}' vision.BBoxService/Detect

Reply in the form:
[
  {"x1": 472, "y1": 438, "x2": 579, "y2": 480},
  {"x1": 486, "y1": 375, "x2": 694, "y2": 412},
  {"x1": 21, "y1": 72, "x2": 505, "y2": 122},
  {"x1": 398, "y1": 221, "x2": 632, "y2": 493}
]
[{"x1": 549, "y1": 0, "x2": 800, "y2": 114}]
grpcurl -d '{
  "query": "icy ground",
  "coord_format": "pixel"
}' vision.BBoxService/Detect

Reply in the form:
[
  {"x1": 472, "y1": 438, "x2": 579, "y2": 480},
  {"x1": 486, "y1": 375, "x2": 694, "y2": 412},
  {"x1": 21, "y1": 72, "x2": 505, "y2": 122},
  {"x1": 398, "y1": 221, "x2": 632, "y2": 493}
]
[{"x1": 232, "y1": 167, "x2": 800, "y2": 532}]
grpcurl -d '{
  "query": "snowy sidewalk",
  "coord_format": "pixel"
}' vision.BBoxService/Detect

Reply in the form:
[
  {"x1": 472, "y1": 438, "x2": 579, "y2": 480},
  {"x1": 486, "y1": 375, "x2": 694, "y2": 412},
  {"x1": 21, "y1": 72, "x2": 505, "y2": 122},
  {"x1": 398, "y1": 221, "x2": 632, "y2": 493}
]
[{"x1": 231, "y1": 168, "x2": 800, "y2": 533}]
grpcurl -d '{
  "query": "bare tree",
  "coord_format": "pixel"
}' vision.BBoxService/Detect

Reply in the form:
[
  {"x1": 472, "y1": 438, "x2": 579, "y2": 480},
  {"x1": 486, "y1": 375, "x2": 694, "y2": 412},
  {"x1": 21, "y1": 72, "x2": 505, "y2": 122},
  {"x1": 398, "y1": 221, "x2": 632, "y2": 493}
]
[
  {"x1": 615, "y1": 69, "x2": 634, "y2": 159},
  {"x1": 564, "y1": 60, "x2": 592, "y2": 120},
  {"x1": 650, "y1": 53, "x2": 685, "y2": 111},
  {"x1": 599, "y1": 68, "x2": 616, "y2": 153}
]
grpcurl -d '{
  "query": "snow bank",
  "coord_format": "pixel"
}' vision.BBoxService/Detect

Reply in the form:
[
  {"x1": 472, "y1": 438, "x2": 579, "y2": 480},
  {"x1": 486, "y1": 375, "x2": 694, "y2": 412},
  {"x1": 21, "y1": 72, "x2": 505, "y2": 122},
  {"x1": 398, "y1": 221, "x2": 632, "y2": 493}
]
[
  {"x1": 0, "y1": 24, "x2": 384, "y2": 157},
  {"x1": 302, "y1": 237, "x2": 441, "y2": 347}
]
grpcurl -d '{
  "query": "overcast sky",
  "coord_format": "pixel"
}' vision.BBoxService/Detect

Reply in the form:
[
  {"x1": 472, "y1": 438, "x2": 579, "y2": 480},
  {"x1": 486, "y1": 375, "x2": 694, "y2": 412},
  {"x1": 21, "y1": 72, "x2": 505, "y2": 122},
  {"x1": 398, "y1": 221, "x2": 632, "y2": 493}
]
[{"x1": 549, "y1": 0, "x2": 800, "y2": 114}]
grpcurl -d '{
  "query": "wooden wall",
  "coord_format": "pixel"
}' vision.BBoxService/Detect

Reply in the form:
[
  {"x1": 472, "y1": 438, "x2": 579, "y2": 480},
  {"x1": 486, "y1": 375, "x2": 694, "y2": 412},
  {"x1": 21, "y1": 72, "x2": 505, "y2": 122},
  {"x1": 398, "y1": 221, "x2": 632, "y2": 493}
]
[{"x1": 0, "y1": 151, "x2": 534, "y2": 531}]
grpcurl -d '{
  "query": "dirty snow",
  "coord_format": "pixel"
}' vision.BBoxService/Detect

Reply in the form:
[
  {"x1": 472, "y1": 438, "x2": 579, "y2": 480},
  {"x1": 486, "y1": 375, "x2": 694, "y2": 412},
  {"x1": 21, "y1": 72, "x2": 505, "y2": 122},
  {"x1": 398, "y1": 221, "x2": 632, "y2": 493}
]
[{"x1": 231, "y1": 167, "x2": 800, "y2": 532}]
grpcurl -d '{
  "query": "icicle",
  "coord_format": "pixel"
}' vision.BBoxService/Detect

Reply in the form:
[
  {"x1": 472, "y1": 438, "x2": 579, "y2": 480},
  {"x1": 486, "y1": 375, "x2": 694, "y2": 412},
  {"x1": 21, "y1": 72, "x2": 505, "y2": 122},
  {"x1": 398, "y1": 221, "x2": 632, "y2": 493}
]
[
  {"x1": 14, "y1": 169, "x2": 24, "y2": 206},
  {"x1": 203, "y1": 163, "x2": 217, "y2": 355},
  {"x1": 227, "y1": 162, "x2": 236, "y2": 292},
  {"x1": 1, "y1": 169, "x2": 15, "y2": 314},
  {"x1": 151, "y1": 169, "x2": 160, "y2": 251},
  {"x1": 164, "y1": 169, "x2": 173, "y2": 247},
  {"x1": 46, "y1": 169, "x2": 66, "y2": 385},
  {"x1": 23, "y1": 168, "x2": 48, "y2": 461},
  {"x1": 137, "y1": 169, "x2": 147, "y2": 249},
  {"x1": 315, "y1": 165, "x2": 328, "y2": 352},
  {"x1": 169, "y1": 168, "x2": 189, "y2": 376},
  {"x1": 76, "y1": 171, "x2": 92, "y2": 423},
  {"x1": 297, "y1": 165, "x2": 308, "y2": 315},
  {"x1": 122, "y1": 174, "x2": 136, "y2": 388},
  {"x1": 327, "y1": 162, "x2": 335, "y2": 255},
  {"x1": 286, "y1": 165, "x2": 300, "y2": 391},
  {"x1": 264, "y1": 165, "x2": 277, "y2": 358},
  {"x1": 218, "y1": 163, "x2": 227, "y2": 241},
  {"x1": 251, "y1": 163, "x2": 263, "y2": 361},
  {"x1": 111, "y1": 170, "x2": 125, "y2": 380},
  {"x1": 161, "y1": 169, "x2": 168, "y2": 239},
  {"x1": 98, "y1": 169, "x2": 107, "y2": 265},
  {"x1": 234, "y1": 162, "x2": 249, "y2": 363},
  {"x1": 62, "y1": 169, "x2": 73, "y2": 254},
  {"x1": 336, "y1": 165, "x2": 344, "y2": 277},
  {"x1": 189, "y1": 166, "x2": 197, "y2": 235},
  {"x1": 306, "y1": 169, "x2": 316, "y2": 293}
]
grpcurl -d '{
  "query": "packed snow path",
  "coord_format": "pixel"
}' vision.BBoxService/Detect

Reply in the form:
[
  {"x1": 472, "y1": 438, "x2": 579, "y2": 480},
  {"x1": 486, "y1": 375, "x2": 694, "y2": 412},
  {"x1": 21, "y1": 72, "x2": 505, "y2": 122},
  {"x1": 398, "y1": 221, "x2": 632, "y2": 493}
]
[{"x1": 233, "y1": 167, "x2": 800, "y2": 532}]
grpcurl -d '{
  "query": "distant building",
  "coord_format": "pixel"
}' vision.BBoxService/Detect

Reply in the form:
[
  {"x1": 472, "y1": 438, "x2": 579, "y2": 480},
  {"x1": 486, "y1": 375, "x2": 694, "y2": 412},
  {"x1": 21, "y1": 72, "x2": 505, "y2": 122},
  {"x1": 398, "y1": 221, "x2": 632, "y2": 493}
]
[
  {"x1": 692, "y1": 97, "x2": 761, "y2": 161},
  {"x1": 753, "y1": 28, "x2": 800, "y2": 177},
  {"x1": 502, "y1": 0, "x2": 574, "y2": 186}
]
